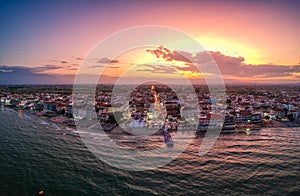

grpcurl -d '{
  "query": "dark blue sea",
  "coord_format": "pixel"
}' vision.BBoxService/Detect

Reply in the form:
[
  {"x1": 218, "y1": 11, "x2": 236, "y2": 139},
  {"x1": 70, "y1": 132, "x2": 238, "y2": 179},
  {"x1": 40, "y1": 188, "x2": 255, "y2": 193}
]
[{"x1": 0, "y1": 107, "x2": 299, "y2": 195}]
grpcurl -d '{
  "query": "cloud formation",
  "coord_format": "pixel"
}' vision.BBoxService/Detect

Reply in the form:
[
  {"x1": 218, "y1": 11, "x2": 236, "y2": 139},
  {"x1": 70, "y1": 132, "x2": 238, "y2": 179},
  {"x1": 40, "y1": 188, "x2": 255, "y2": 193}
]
[
  {"x1": 0, "y1": 65, "x2": 76, "y2": 84},
  {"x1": 51, "y1": 59, "x2": 68, "y2": 64},
  {"x1": 136, "y1": 64, "x2": 177, "y2": 74},
  {"x1": 32, "y1": 64, "x2": 63, "y2": 73},
  {"x1": 1, "y1": 48, "x2": 299, "y2": 84},
  {"x1": 146, "y1": 46, "x2": 192, "y2": 63},
  {"x1": 90, "y1": 65, "x2": 105, "y2": 68},
  {"x1": 146, "y1": 46, "x2": 300, "y2": 80},
  {"x1": 107, "y1": 66, "x2": 120, "y2": 69},
  {"x1": 88, "y1": 58, "x2": 120, "y2": 68},
  {"x1": 209, "y1": 51, "x2": 300, "y2": 78},
  {"x1": 97, "y1": 58, "x2": 119, "y2": 64}
]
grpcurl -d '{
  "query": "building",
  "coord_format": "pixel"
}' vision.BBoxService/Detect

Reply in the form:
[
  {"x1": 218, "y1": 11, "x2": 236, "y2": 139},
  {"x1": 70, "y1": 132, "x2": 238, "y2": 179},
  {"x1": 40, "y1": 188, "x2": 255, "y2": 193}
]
[
  {"x1": 197, "y1": 113, "x2": 224, "y2": 130},
  {"x1": 240, "y1": 110, "x2": 252, "y2": 123}
]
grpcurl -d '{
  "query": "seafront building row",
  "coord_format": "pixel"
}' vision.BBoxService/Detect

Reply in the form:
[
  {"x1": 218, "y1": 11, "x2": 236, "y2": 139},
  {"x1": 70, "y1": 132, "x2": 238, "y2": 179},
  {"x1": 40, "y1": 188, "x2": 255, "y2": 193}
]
[{"x1": 1, "y1": 85, "x2": 299, "y2": 131}]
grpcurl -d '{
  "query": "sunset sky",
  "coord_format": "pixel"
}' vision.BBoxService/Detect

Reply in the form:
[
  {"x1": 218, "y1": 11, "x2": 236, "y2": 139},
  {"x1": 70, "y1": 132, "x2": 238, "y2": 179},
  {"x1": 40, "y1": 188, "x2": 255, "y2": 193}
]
[{"x1": 0, "y1": 0, "x2": 299, "y2": 84}]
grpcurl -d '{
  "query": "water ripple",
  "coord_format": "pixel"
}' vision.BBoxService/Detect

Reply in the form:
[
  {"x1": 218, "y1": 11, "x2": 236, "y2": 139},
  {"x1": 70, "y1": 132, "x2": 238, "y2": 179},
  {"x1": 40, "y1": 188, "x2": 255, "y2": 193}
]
[{"x1": 0, "y1": 108, "x2": 299, "y2": 195}]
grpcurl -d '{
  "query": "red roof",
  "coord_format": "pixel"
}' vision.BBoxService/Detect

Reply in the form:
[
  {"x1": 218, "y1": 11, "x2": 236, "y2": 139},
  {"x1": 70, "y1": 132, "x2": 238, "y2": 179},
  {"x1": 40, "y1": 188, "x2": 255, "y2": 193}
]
[
  {"x1": 271, "y1": 108, "x2": 285, "y2": 112},
  {"x1": 199, "y1": 113, "x2": 223, "y2": 120},
  {"x1": 56, "y1": 103, "x2": 66, "y2": 107},
  {"x1": 240, "y1": 110, "x2": 251, "y2": 115}
]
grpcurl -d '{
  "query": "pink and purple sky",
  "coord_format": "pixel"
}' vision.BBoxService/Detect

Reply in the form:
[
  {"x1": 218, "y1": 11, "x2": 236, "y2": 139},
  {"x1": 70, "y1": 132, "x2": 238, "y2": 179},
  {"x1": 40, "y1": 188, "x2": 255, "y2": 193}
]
[{"x1": 0, "y1": 0, "x2": 299, "y2": 84}]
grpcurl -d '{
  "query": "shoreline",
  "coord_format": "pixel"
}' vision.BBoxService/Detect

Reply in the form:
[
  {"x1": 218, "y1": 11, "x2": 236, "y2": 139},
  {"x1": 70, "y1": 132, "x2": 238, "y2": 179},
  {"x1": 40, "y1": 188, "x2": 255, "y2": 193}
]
[
  {"x1": 2, "y1": 105, "x2": 298, "y2": 137},
  {"x1": 2, "y1": 105, "x2": 134, "y2": 135}
]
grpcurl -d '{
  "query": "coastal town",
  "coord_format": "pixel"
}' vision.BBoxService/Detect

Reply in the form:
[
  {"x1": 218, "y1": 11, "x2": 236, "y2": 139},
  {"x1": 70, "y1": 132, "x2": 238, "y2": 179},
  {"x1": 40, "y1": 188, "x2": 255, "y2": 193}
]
[{"x1": 0, "y1": 85, "x2": 299, "y2": 134}]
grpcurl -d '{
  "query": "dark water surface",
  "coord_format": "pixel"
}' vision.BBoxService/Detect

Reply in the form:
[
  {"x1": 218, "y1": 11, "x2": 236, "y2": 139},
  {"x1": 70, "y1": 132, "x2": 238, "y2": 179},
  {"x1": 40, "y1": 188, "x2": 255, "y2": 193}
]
[{"x1": 0, "y1": 108, "x2": 299, "y2": 195}]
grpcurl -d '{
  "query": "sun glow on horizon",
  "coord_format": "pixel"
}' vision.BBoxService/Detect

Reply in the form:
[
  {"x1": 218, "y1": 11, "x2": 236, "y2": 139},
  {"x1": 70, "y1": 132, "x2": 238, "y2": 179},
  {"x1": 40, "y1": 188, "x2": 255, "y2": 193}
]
[{"x1": 196, "y1": 36, "x2": 265, "y2": 65}]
